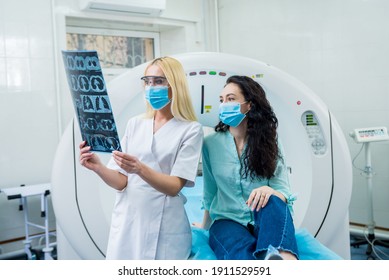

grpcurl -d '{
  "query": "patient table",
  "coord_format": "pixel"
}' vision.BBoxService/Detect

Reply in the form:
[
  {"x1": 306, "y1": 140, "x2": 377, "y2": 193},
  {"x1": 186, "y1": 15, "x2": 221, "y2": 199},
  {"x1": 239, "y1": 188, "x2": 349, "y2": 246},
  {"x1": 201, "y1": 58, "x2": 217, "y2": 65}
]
[{"x1": 183, "y1": 178, "x2": 343, "y2": 260}]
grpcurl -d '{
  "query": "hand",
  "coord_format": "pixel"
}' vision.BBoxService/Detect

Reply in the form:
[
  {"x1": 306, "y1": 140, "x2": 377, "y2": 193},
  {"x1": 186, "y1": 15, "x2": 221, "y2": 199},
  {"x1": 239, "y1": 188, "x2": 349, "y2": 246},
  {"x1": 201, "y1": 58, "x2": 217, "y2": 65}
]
[
  {"x1": 191, "y1": 222, "x2": 203, "y2": 228},
  {"x1": 79, "y1": 141, "x2": 102, "y2": 172},
  {"x1": 246, "y1": 186, "x2": 274, "y2": 211},
  {"x1": 112, "y1": 151, "x2": 143, "y2": 174}
]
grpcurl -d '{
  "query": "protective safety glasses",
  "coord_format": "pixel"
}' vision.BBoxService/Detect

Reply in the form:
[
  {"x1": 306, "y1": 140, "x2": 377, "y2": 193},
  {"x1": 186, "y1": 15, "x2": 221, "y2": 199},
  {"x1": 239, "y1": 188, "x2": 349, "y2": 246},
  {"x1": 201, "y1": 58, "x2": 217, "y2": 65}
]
[{"x1": 141, "y1": 76, "x2": 168, "y2": 86}]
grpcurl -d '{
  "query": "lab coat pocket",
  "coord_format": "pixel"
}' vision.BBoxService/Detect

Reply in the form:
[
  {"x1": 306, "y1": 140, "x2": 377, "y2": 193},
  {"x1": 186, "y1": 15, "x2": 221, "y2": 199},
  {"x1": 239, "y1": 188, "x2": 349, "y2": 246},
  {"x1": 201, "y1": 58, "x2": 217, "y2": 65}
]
[
  {"x1": 162, "y1": 196, "x2": 190, "y2": 231},
  {"x1": 110, "y1": 188, "x2": 128, "y2": 230},
  {"x1": 160, "y1": 231, "x2": 192, "y2": 259}
]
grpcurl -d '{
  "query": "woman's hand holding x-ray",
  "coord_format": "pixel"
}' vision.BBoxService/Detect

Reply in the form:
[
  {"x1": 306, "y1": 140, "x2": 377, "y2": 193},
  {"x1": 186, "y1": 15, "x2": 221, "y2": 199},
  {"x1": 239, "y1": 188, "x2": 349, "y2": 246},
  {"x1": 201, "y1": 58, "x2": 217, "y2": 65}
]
[
  {"x1": 79, "y1": 141, "x2": 103, "y2": 172},
  {"x1": 112, "y1": 151, "x2": 185, "y2": 196},
  {"x1": 112, "y1": 151, "x2": 143, "y2": 174},
  {"x1": 79, "y1": 141, "x2": 128, "y2": 191}
]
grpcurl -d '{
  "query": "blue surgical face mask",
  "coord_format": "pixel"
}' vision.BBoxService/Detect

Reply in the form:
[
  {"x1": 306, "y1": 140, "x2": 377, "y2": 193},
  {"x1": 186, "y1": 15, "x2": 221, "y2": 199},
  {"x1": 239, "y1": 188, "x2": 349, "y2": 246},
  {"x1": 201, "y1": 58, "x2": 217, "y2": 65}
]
[
  {"x1": 145, "y1": 85, "x2": 171, "y2": 110},
  {"x1": 219, "y1": 101, "x2": 248, "y2": 127}
]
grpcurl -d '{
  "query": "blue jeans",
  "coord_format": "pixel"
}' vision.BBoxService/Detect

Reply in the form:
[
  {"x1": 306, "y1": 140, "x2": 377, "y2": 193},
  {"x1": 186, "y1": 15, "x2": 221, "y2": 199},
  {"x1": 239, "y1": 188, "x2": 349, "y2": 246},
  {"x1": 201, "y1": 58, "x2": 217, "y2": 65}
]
[{"x1": 209, "y1": 195, "x2": 299, "y2": 260}]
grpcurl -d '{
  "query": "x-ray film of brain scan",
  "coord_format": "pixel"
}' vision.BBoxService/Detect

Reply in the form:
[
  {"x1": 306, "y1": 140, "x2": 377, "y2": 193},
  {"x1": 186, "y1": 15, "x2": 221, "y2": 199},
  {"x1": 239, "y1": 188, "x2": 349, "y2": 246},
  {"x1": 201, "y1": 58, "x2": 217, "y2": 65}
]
[{"x1": 62, "y1": 50, "x2": 122, "y2": 153}]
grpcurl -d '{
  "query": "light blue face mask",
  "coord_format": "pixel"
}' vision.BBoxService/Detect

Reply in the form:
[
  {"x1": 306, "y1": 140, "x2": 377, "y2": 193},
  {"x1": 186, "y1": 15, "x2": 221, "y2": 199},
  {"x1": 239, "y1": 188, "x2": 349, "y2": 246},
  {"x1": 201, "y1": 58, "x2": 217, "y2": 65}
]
[
  {"x1": 145, "y1": 86, "x2": 171, "y2": 110},
  {"x1": 219, "y1": 102, "x2": 248, "y2": 127}
]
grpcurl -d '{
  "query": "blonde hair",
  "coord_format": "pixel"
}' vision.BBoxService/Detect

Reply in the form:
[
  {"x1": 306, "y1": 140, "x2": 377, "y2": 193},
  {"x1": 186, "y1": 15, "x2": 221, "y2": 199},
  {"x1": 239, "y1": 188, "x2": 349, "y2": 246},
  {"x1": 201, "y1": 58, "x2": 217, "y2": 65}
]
[{"x1": 143, "y1": 57, "x2": 197, "y2": 121}]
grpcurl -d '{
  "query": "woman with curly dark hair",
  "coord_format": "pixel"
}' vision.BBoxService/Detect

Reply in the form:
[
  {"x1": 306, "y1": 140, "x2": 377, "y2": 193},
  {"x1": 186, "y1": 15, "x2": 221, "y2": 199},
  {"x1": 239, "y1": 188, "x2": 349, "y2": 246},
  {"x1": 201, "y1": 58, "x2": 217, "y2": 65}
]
[{"x1": 197, "y1": 75, "x2": 299, "y2": 260}]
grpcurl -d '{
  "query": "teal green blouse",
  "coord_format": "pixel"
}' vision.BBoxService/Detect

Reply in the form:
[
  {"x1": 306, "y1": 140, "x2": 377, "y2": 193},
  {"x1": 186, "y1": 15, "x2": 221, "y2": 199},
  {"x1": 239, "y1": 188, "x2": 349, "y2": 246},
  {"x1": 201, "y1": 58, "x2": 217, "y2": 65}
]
[{"x1": 202, "y1": 131, "x2": 296, "y2": 227}]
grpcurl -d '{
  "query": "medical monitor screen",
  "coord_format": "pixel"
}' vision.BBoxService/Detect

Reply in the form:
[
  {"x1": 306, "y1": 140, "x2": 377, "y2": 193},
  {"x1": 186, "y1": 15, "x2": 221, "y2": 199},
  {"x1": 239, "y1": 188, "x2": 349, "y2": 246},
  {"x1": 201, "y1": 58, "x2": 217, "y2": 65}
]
[{"x1": 62, "y1": 50, "x2": 122, "y2": 153}]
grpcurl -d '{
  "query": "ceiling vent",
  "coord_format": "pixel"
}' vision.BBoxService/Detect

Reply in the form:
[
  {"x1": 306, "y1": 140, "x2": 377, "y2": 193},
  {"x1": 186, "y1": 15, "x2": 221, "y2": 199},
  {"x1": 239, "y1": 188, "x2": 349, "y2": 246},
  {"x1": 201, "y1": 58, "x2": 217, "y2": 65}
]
[{"x1": 79, "y1": 0, "x2": 166, "y2": 17}]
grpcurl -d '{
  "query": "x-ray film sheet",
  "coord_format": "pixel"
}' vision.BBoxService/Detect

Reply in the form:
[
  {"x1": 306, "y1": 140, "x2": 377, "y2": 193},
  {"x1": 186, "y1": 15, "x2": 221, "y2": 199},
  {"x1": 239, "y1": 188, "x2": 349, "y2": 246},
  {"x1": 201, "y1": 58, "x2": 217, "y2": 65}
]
[{"x1": 62, "y1": 50, "x2": 122, "y2": 153}]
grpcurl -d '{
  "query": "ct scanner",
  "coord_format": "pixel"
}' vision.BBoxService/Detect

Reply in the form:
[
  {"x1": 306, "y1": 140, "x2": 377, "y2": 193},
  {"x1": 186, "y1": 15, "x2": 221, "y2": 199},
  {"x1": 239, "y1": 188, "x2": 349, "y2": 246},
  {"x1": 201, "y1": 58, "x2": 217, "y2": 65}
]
[{"x1": 51, "y1": 52, "x2": 352, "y2": 260}]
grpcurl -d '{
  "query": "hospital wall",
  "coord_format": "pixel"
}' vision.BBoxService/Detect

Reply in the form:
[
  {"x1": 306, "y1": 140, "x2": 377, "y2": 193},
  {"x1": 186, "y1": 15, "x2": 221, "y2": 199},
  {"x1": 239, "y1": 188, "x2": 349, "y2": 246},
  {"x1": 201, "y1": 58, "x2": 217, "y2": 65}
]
[
  {"x1": 0, "y1": 0, "x2": 58, "y2": 253},
  {"x1": 1, "y1": 0, "x2": 389, "y2": 253},
  {"x1": 0, "y1": 0, "x2": 206, "y2": 253}
]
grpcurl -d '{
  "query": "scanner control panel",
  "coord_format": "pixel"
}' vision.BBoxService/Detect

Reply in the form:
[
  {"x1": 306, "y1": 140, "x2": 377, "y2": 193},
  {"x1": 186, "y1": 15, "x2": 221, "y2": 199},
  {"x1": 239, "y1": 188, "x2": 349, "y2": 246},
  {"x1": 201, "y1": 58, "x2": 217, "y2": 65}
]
[
  {"x1": 301, "y1": 111, "x2": 327, "y2": 156},
  {"x1": 349, "y1": 126, "x2": 389, "y2": 143}
]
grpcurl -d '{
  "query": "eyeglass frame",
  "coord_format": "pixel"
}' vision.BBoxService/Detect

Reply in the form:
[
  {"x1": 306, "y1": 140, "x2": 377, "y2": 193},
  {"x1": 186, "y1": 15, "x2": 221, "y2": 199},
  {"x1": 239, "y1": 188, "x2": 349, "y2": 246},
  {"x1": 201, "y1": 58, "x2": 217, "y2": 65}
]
[{"x1": 140, "y1": 76, "x2": 168, "y2": 86}]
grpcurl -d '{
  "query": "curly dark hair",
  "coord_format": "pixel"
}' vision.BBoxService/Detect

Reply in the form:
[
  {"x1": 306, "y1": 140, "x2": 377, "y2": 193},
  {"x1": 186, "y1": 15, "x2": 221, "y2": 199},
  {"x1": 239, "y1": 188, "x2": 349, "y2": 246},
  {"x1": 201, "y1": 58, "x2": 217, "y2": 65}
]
[{"x1": 215, "y1": 75, "x2": 280, "y2": 180}]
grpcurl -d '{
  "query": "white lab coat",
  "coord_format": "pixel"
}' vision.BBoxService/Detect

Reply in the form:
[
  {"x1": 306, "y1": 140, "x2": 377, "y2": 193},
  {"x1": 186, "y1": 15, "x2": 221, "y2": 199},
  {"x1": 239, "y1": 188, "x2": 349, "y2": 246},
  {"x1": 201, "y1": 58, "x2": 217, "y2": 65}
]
[{"x1": 106, "y1": 116, "x2": 203, "y2": 260}]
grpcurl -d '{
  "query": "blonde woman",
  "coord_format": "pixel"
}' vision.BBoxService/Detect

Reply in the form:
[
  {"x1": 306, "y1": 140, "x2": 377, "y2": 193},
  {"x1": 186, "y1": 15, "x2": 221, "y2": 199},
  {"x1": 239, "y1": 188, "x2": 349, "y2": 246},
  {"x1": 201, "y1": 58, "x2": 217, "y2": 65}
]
[{"x1": 79, "y1": 57, "x2": 203, "y2": 259}]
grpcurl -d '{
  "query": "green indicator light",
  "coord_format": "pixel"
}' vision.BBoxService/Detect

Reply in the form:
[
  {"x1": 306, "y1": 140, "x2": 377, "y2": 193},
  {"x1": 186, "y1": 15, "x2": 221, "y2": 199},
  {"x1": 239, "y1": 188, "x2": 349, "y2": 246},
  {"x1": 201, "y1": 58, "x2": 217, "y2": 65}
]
[{"x1": 209, "y1": 71, "x2": 217, "y2": 75}]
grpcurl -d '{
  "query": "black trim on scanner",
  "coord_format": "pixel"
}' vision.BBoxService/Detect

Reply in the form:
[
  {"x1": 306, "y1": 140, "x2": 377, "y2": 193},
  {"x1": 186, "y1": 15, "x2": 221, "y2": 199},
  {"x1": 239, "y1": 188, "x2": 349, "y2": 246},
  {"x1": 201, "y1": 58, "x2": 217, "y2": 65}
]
[
  {"x1": 314, "y1": 110, "x2": 335, "y2": 238},
  {"x1": 73, "y1": 119, "x2": 106, "y2": 258}
]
